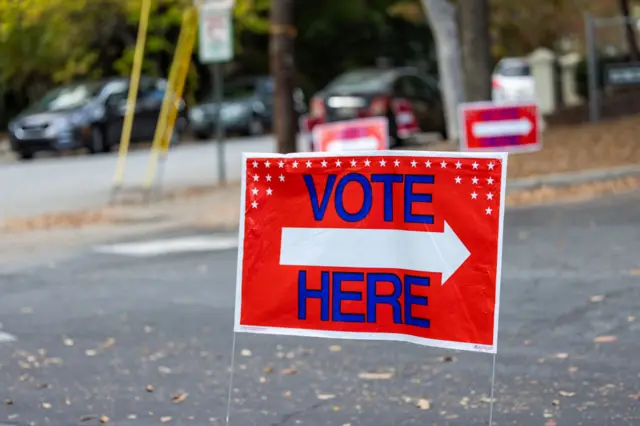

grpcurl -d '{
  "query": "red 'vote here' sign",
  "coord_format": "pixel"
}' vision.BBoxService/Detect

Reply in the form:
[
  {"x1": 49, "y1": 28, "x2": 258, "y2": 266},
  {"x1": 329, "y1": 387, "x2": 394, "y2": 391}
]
[{"x1": 235, "y1": 151, "x2": 507, "y2": 353}]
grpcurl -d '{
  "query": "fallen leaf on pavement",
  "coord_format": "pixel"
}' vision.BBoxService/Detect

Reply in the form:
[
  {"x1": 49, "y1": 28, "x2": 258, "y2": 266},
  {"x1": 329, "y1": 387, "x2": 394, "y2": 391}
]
[
  {"x1": 568, "y1": 366, "x2": 579, "y2": 373},
  {"x1": 589, "y1": 295, "x2": 605, "y2": 302},
  {"x1": 259, "y1": 376, "x2": 266, "y2": 383},
  {"x1": 593, "y1": 335, "x2": 617, "y2": 343},
  {"x1": 145, "y1": 385, "x2": 155, "y2": 392},
  {"x1": 127, "y1": 414, "x2": 138, "y2": 420},
  {"x1": 329, "y1": 345, "x2": 342, "y2": 352},
  {"x1": 80, "y1": 415, "x2": 96, "y2": 422},
  {"x1": 160, "y1": 416, "x2": 172, "y2": 423},
  {"x1": 358, "y1": 371, "x2": 393, "y2": 380},
  {"x1": 102, "y1": 338, "x2": 115, "y2": 348},
  {"x1": 42, "y1": 402, "x2": 52, "y2": 409},
  {"x1": 85, "y1": 349, "x2": 97, "y2": 357},
  {"x1": 99, "y1": 415, "x2": 110, "y2": 423},
  {"x1": 63, "y1": 338, "x2": 74, "y2": 346},
  {"x1": 4, "y1": 398, "x2": 13, "y2": 405},
  {"x1": 416, "y1": 398, "x2": 431, "y2": 410},
  {"x1": 559, "y1": 390, "x2": 575, "y2": 397},
  {"x1": 317, "y1": 394, "x2": 335, "y2": 400},
  {"x1": 440, "y1": 355, "x2": 456, "y2": 362},
  {"x1": 263, "y1": 367, "x2": 273, "y2": 374},
  {"x1": 629, "y1": 393, "x2": 640, "y2": 400},
  {"x1": 281, "y1": 368, "x2": 297, "y2": 375},
  {"x1": 171, "y1": 392, "x2": 188, "y2": 404},
  {"x1": 332, "y1": 406, "x2": 341, "y2": 412},
  {"x1": 628, "y1": 316, "x2": 635, "y2": 322},
  {"x1": 64, "y1": 397, "x2": 71, "y2": 405},
  {"x1": 544, "y1": 420, "x2": 557, "y2": 426},
  {"x1": 283, "y1": 391, "x2": 292, "y2": 397},
  {"x1": 629, "y1": 269, "x2": 640, "y2": 275},
  {"x1": 240, "y1": 349, "x2": 252, "y2": 357},
  {"x1": 553, "y1": 353, "x2": 569, "y2": 359},
  {"x1": 552, "y1": 399, "x2": 560, "y2": 406}
]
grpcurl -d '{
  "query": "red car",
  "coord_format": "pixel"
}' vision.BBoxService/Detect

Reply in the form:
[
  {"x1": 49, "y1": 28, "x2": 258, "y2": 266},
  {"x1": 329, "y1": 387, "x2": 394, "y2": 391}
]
[{"x1": 307, "y1": 67, "x2": 446, "y2": 147}]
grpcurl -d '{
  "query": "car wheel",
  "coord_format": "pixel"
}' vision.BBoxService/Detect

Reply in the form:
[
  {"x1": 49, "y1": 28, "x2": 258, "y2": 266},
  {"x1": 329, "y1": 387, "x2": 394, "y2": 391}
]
[
  {"x1": 18, "y1": 151, "x2": 34, "y2": 161},
  {"x1": 88, "y1": 126, "x2": 107, "y2": 154},
  {"x1": 248, "y1": 116, "x2": 265, "y2": 136}
]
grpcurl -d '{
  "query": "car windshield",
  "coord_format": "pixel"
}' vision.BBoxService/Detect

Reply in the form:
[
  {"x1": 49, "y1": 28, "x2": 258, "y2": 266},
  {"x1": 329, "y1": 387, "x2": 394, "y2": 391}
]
[
  {"x1": 30, "y1": 82, "x2": 103, "y2": 112},
  {"x1": 325, "y1": 69, "x2": 395, "y2": 93},
  {"x1": 499, "y1": 61, "x2": 531, "y2": 77}
]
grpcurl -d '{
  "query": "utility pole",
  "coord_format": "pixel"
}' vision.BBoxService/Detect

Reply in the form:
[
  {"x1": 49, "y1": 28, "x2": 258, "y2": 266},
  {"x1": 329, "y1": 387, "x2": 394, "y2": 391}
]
[
  {"x1": 619, "y1": 0, "x2": 640, "y2": 60},
  {"x1": 459, "y1": 0, "x2": 492, "y2": 102},
  {"x1": 269, "y1": 0, "x2": 297, "y2": 153}
]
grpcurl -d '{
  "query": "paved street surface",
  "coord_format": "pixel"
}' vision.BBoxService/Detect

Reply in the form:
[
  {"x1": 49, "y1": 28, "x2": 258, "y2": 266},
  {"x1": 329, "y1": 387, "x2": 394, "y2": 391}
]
[
  {"x1": 1, "y1": 194, "x2": 639, "y2": 425},
  {"x1": 0, "y1": 135, "x2": 310, "y2": 219}
]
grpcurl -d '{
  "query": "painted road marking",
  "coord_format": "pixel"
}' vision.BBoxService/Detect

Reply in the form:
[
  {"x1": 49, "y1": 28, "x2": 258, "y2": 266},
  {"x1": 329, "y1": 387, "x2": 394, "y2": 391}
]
[{"x1": 94, "y1": 235, "x2": 239, "y2": 257}]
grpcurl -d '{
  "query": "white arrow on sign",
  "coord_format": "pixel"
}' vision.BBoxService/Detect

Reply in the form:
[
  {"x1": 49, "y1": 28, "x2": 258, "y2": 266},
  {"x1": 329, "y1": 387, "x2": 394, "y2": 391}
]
[
  {"x1": 325, "y1": 137, "x2": 380, "y2": 152},
  {"x1": 472, "y1": 118, "x2": 533, "y2": 138},
  {"x1": 279, "y1": 222, "x2": 470, "y2": 284}
]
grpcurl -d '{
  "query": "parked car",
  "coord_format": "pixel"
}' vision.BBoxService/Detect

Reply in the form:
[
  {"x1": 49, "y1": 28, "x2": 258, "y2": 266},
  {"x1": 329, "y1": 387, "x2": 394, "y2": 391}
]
[
  {"x1": 491, "y1": 57, "x2": 536, "y2": 103},
  {"x1": 8, "y1": 76, "x2": 188, "y2": 160},
  {"x1": 308, "y1": 67, "x2": 445, "y2": 146},
  {"x1": 188, "y1": 75, "x2": 306, "y2": 139}
]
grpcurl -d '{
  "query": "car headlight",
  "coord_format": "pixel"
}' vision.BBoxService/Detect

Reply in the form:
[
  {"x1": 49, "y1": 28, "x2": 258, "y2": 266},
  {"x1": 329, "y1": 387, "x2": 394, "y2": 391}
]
[{"x1": 190, "y1": 108, "x2": 205, "y2": 122}]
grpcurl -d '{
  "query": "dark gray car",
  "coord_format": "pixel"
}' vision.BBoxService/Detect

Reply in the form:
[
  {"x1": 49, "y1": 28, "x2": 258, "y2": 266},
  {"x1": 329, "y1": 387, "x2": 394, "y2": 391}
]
[
  {"x1": 8, "y1": 76, "x2": 187, "y2": 160},
  {"x1": 189, "y1": 76, "x2": 306, "y2": 139}
]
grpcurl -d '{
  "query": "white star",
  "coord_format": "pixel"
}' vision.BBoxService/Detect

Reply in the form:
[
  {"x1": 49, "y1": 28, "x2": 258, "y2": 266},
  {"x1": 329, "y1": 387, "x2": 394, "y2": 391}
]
[
  {"x1": 335, "y1": 159, "x2": 342, "y2": 167},
  {"x1": 485, "y1": 207, "x2": 493, "y2": 215},
  {"x1": 350, "y1": 159, "x2": 357, "y2": 167},
  {"x1": 472, "y1": 176, "x2": 479, "y2": 184},
  {"x1": 472, "y1": 162, "x2": 479, "y2": 170},
  {"x1": 253, "y1": 174, "x2": 259, "y2": 182},
  {"x1": 251, "y1": 188, "x2": 259, "y2": 195},
  {"x1": 306, "y1": 160, "x2": 312, "y2": 168},
  {"x1": 393, "y1": 159, "x2": 400, "y2": 167},
  {"x1": 279, "y1": 174, "x2": 285, "y2": 182},
  {"x1": 278, "y1": 161, "x2": 285, "y2": 168},
  {"x1": 488, "y1": 162, "x2": 495, "y2": 170},
  {"x1": 471, "y1": 192, "x2": 478, "y2": 200},
  {"x1": 455, "y1": 176, "x2": 462, "y2": 184},
  {"x1": 425, "y1": 160, "x2": 431, "y2": 168},
  {"x1": 265, "y1": 160, "x2": 271, "y2": 168},
  {"x1": 455, "y1": 161, "x2": 462, "y2": 169},
  {"x1": 266, "y1": 174, "x2": 272, "y2": 182},
  {"x1": 411, "y1": 160, "x2": 417, "y2": 167},
  {"x1": 487, "y1": 192, "x2": 494, "y2": 200},
  {"x1": 266, "y1": 188, "x2": 273, "y2": 196},
  {"x1": 252, "y1": 161, "x2": 258, "y2": 168},
  {"x1": 321, "y1": 160, "x2": 328, "y2": 167},
  {"x1": 364, "y1": 159, "x2": 371, "y2": 167},
  {"x1": 440, "y1": 161, "x2": 447, "y2": 168},
  {"x1": 487, "y1": 177, "x2": 494, "y2": 185},
  {"x1": 292, "y1": 160, "x2": 299, "y2": 168},
  {"x1": 379, "y1": 159, "x2": 387, "y2": 167},
  {"x1": 251, "y1": 201, "x2": 258, "y2": 209}
]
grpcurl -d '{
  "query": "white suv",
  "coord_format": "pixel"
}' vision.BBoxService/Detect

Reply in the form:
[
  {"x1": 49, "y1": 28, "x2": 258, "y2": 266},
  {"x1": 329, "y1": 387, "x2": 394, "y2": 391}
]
[{"x1": 491, "y1": 57, "x2": 536, "y2": 103}]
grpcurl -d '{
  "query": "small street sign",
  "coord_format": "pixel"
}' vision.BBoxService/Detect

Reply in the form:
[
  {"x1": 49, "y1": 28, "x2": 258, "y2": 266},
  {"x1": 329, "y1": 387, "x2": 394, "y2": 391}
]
[
  {"x1": 197, "y1": 2, "x2": 234, "y2": 63},
  {"x1": 234, "y1": 151, "x2": 507, "y2": 353},
  {"x1": 605, "y1": 62, "x2": 640, "y2": 86},
  {"x1": 460, "y1": 102, "x2": 541, "y2": 153}
]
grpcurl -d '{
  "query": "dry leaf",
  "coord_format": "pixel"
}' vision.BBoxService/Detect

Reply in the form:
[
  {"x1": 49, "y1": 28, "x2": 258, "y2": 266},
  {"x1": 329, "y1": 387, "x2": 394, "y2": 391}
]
[
  {"x1": 281, "y1": 368, "x2": 297, "y2": 375},
  {"x1": 63, "y1": 338, "x2": 74, "y2": 346},
  {"x1": 102, "y1": 338, "x2": 115, "y2": 348},
  {"x1": 259, "y1": 376, "x2": 266, "y2": 383},
  {"x1": 329, "y1": 345, "x2": 342, "y2": 352},
  {"x1": 42, "y1": 402, "x2": 52, "y2": 409},
  {"x1": 416, "y1": 398, "x2": 431, "y2": 410},
  {"x1": 99, "y1": 415, "x2": 110, "y2": 423},
  {"x1": 332, "y1": 406, "x2": 341, "y2": 412},
  {"x1": 553, "y1": 353, "x2": 569, "y2": 359},
  {"x1": 263, "y1": 367, "x2": 273, "y2": 374},
  {"x1": 283, "y1": 391, "x2": 292, "y2": 397},
  {"x1": 593, "y1": 335, "x2": 617, "y2": 343},
  {"x1": 628, "y1": 316, "x2": 635, "y2": 322},
  {"x1": 317, "y1": 394, "x2": 335, "y2": 400},
  {"x1": 4, "y1": 398, "x2": 13, "y2": 405},
  {"x1": 85, "y1": 349, "x2": 97, "y2": 357},
  {"x1": 64, "y1": 397, "x2": 72, "y2": 405},
  {"x1": 127, "y1": 414, "x2": 138, "y2": 420},
  {"x1": 480, "y1": 396, "x2": 496, "y2": 403},
  {"x1": 589, "y1": 295, "x2": 605, "y2": 302},
  {"x1": 440, "y1": 355, "x2": 456, "y2": 362},
  {"x1": 80, "y1": 415, "x2": 96, "y2": 422},
  {"x1": 240, "y1": 349, "x2": 252, "y2": 357},
  {"x1": 552, "y1": 399, "x2": 560, "y2": 406},
  {"x1": 559, "y1": 390, "x2": 575, "y2": 397},
  {"x1": 171, "y1": 392, "x2": 188, "y2": 404},
  {"x1": 568, "y1": 366, "x2": 579, "y2": 373},
  {"x1": 358, "y1": 371, "x2": 393, "y2": 380},
  {"x1": 629, "y1": 269, "x2": 640, "y2": 276},
  {"x1": 145, "y1": 384, "x2": 155, "y2": 392},
  {"x1": 160, "y1": 416, "x2": 172, "y2": 423},
  {"x1": 629, "y1": 393, "x2": 640, "y2": 400}
]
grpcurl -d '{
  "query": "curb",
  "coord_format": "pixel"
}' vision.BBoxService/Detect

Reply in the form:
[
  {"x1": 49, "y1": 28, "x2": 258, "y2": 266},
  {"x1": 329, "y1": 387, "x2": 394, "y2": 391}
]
[{"x1": 506, "y1": 164, "x2": 640, "y2": 193}]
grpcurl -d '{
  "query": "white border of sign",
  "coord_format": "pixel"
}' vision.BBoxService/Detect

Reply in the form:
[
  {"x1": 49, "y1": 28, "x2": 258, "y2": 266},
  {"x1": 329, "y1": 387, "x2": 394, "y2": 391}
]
[
  {"x1": 459, "y1": 101, "x2": 542, "y2": 154},
  {"x1": 234, "y1": 150, "x2": 508, "y2": 354},
  {"x1": 311, "y1": 117, "x2": 389, "y2": 152}
]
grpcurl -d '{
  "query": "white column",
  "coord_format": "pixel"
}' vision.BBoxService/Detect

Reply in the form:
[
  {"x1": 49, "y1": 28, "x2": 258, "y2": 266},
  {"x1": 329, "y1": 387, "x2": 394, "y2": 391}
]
[
  {"x1": 528, "y1": 48, "x2": 557, "y2": 115},
  {"x1": 559, "y1": 52, "x2": 583, "y2": 106}
]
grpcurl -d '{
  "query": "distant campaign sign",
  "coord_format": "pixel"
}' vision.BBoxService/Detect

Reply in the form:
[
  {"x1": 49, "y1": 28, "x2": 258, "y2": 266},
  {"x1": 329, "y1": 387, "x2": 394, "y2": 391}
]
[{"x1": 234, "y1": 151, "x2": 508, "y2": 353}]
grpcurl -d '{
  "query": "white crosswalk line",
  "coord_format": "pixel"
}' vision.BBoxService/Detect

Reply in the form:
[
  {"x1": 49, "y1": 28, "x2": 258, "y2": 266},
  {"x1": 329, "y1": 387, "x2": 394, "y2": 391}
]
[{"x1": 94, "y1": 236, "x2": 238, "y2": 257}]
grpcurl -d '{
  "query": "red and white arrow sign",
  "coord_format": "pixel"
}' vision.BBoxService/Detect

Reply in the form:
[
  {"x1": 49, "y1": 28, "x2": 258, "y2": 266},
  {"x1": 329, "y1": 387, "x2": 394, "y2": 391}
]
[{"x1": 279, "y1": 222, "x2": 470, "y2": 284}]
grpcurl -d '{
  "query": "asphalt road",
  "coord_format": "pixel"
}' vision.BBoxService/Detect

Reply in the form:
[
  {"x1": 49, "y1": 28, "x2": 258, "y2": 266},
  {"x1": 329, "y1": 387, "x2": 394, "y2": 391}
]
[
  {"x1": 0, "y1": 135, "x2": 311, "y2": 219},
  {"x1": 0, "y1": 194, "x2": 639, "y2": 426}
]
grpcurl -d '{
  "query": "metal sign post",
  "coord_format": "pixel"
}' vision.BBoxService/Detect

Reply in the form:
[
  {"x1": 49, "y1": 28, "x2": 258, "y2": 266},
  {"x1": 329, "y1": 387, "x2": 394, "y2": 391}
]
[{"x1": 196, "y1": 0, "x2": 235, "y2": 185}]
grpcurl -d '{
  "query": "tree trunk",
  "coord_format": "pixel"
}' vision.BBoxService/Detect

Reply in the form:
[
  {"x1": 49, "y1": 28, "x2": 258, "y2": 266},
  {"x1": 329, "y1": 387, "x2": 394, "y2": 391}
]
[
  {"x1": 619, "y1": 0, "x2": 640, "y2": 60},
  {"x1": 459, "y1": 0, "x2": 492, "y2": 102},
  {"x1": 422, "y1": 0, "x2": 465, "y2": 144},
  {"x1": 269, "y1": 0, "x2": 297, "y2": 153}
]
